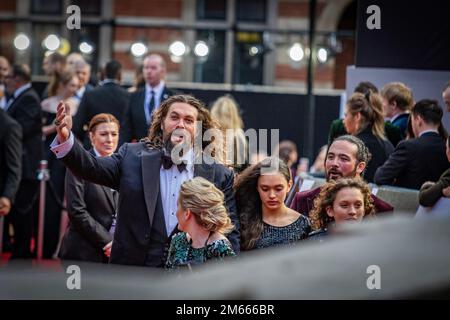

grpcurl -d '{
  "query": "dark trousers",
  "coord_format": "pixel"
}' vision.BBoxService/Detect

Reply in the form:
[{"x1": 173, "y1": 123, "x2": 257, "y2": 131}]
[
  {"x1": 10, "y1": 180, "x2": 39, "y2": 258},
  {"x1": 43, "y1": 157, "x2": 66, "y2": 258}
]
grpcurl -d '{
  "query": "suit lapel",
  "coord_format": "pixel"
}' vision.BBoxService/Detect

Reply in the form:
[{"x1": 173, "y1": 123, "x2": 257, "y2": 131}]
[
  {"x1": 194, "y1": 162, "x2": 215, "y2": 182},
  {"x1": 141, "y1": 148, "x2": 162, "y2": 226},
  {"x1": 161, "y1": 86, "x2": 170, "y2": 102},
  {"x1": 137, "y1": 89, "x2": 146, "y2": 125},
  {"x1": 101, "y1": 187, "x2": 116, "y2": 212},
  {"x1": 7, "y1": 88, "x2": 30, "y2": 115}
]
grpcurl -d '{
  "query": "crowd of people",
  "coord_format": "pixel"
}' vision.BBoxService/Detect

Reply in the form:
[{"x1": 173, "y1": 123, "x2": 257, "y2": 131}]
[{"x1": 0, "y1": 51, "x2": 449, "y2": 271}]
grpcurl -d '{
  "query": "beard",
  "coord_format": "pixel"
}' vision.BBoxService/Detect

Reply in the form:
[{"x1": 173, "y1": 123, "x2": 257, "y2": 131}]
[
  {"x1": 326, "y1": 165, "x2": 359, "y2": 182},
  {"x1": 163, "y1": 129, "x2": 192, "y2": 161}
]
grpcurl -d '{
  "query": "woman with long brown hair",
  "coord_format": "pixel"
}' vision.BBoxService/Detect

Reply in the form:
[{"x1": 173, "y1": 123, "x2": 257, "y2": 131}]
[{"x1": 235, "y1": 157, "x2": 310, "y2": 251}]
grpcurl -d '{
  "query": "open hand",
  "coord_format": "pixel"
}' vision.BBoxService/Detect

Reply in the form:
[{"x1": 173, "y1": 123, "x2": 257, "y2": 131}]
[{"x1": 54, "y1": 101, "x2": 72, "y2": 143}]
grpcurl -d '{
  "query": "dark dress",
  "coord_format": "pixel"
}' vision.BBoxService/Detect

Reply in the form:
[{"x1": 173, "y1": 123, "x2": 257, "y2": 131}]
[
  {"x1": 165, "y1": 232, "x2": 235, "y2": 269},
  {"x1": 356, "y1": 127, "x2": 394, "y2": 183},
  {"x1": 254, "y1": 215, "x2": 311, "y2": 249},
  {"x1": 307, "y1": 228, "x2": 328, "y2": 243}
]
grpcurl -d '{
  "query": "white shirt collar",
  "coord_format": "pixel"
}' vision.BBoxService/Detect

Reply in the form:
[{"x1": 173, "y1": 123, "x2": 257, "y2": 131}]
[
  {"x1": 145, "y1": 81, "x2": 164, "y2": 96},
  {"x1": 93, "y1": 147, "x2": 102, "y2": 157},
  {"x1": 99, "y1": 79, "x2": 119, "y2": 86},
  {"x1": 13, "y1": 83, "x2": 32, "y2": 99},
  {"x1": 76, "y1": 86, "x2": 86, "y2": 98},
  {"x1": 419, "y1": 129, "x2": 439, "y2": 137},
  {"x1": 390, "y1": 111, "x2": 409, "y2": 123}
]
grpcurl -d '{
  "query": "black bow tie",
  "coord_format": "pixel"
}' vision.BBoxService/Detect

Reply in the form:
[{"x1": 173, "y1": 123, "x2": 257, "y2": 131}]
[{"x1": 161, "y1": 154, "x2": 187, "y2": 173}]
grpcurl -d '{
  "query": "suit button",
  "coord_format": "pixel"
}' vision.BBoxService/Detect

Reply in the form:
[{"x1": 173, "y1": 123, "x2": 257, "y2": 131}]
[{"x1": 144, "y1": 234, "x2": 150, "y2": 240}]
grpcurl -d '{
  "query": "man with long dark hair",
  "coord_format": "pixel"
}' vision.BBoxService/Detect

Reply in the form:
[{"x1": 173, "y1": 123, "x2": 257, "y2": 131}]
[{"x1": 51, "y1": 95, "x2": 239, "y2": 267}]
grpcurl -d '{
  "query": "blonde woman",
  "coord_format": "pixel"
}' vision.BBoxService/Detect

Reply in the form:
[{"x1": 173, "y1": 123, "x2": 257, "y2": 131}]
[
  {"x1": 211, "y1": 95, "x2": 248, "y2": 172},
  {"x1": 165, "y1": 177, "x2": 235, "y2": 269}
]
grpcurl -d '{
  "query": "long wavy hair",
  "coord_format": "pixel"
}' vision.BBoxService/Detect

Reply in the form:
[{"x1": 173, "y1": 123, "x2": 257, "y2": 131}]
[
  {"x1": 143, "y1": 95, "x2": 221, "y2": 156},
  {"x1": 309, "y1": 178, "x2": 375, "y2": 231},
  {"x1": 234, "y1": 157, "x2": 291, "y2": 250},
  {"x1": 210, "y1": 95, "x2": 247, "y2": 169}
]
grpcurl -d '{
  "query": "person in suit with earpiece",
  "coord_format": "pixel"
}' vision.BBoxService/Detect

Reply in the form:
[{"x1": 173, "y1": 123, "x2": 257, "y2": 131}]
[{"x1": 120, "y1": 53, "x2": 176, "y2": 144}]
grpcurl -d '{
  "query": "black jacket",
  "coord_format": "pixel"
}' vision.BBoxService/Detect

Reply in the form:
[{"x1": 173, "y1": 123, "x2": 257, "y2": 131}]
[
  {"x1": 374, "y1": 132, "x2": 449, "y2": 189},
  {"x1": 120, "y1": 86, "x2": 175, "y2": 144},
  {"x1": 0, "y1": 109, "x2": 22, "y2": 202},
  {"x1": 59, "y1": 150, "x2": 118, "y2": 263},
  {"x1": 357, "y1": 127, "x2": 394, "y2": 183},
  {"x1": 59, "y1": 139, "x2": 240, "y2": 266},
  {"x1": 73, "y1": 82, "x2": 130, "y2": 148},
  {"x1": 7, "y1": 86, "x2": 42, "y2": 181}
]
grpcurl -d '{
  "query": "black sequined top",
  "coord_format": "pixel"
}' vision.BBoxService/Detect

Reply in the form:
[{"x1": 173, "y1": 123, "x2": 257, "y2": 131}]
[{"x1": 254, "y1": 215, "x2": 311, "y2": 249}]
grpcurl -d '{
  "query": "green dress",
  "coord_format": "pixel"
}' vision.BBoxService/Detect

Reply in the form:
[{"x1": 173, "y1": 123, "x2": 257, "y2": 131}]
[{"x1": 165, "y1": 232, "x2": 235, "y2": 269}]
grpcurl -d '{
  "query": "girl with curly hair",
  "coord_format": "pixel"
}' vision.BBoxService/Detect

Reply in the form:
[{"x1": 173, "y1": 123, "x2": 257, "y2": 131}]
[{"x1": 308, "y1": 178, "x2": 375, "y2": 240}]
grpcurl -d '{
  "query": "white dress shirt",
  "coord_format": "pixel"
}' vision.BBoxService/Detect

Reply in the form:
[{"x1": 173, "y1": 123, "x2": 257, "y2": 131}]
[{"x1": 160, "y1": 148, "x2": 194, "y2": 236}]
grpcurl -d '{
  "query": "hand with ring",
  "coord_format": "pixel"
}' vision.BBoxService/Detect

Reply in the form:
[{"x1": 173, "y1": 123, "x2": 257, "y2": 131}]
[{"x1": 55, "y1": 101, "x2": 72, "y2": 143}]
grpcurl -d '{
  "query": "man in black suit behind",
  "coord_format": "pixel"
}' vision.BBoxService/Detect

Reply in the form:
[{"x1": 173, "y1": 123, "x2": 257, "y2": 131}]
[
  {"x1": 73, "y1": 60, "x2": 130, "y2": 148},
  {"x1": 0, "y1": 109, "x2": 22, "y2": 236},
  {"x1": 120, "y1": 53, "x2": 175, "y2": 144},
  {"x1": 51, "y1": 95, "x2": 240, "y2": 267},
  {"x1": 375, "y1": 99, "x2": 449, "y2": 189},
  {"x1": 4, "y1": 64, "x2": 43, "y2": 258}
]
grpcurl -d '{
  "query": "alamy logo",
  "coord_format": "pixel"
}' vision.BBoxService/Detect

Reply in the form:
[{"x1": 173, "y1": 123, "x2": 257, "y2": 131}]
[
  {"x1": 66, "y1": 5, "x2": 81, "y2": 30},
  {"x1": 66, "y1": 265, "x2": 81, "y2": 290},
  {"x1": 366, "y1": 5, "x2": 381, "y2": 30},
  {"x1": 366, "y1": 265, "x2": 381, "y2": 290}
]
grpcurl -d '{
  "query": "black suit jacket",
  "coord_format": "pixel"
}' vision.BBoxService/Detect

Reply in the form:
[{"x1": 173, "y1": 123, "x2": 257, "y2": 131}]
[
  {"x1": 73, "y1": 82, "x2": 130, "y2": 148},
  {"x1": 59, "y1": 150, "x2": 118, "y2": 263},
  {"x1": 7, "y1": 87, "x2": 43, "y2": 181},
  {"x1": 374, "y1": 132, "x2": 449, "y2": 189},
  {"x1": 120, "y1": 86, "x2": 175, "y2": 143},
  {"x1": 356, "y1": 127, "x2": 394, "y2": 183},
  {"x1": 59, "y1": 139, "x2": 240, "y2": 266},
  {"x1": 0, "y1": 108, "x2": 22, "y2": 202}
]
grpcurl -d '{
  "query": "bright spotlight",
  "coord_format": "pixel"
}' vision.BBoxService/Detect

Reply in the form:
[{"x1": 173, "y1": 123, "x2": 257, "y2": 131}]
[
  {"x1": 130, "y1": 42, "x2": 148, "y2": 57},
  {"x1": 14, "y1": 33, "x2": 30, "y2": 51},
  {"x1": 43, "y1": 34, "x2": 60, "y2": 51},
  {"x1": 169, "y1": 41, "x2": 187, "y2": 57},
  {"x1": 289, "y1": 43, "x2": 304, "y2": 62},
  {"x1": 249, "y1": 46, "x2": 259, "y2": 56},
  {"x1": 317, "y1": 47, "x2": 328, "y2": 63},
  {"x1": 79, "y1": 42, "x2": 94, "y2": 54},
  {"x1": 194, "y1": 41, "x2": 209, "y2": 57}
]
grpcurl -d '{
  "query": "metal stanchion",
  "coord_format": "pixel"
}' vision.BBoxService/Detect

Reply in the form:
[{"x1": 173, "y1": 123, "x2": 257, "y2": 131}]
[{"x1": 37, "y1": 160, "x2": 50, "y2": 260}]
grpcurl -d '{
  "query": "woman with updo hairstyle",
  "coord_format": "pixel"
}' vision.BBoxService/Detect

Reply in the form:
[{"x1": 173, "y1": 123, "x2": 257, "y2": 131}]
[
  {"x1": 343, "y1": 92, "x2": 394, "y2": 182},
  {"x1": 165, "y1": 177, "x2": 235, "y2": 269}
]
